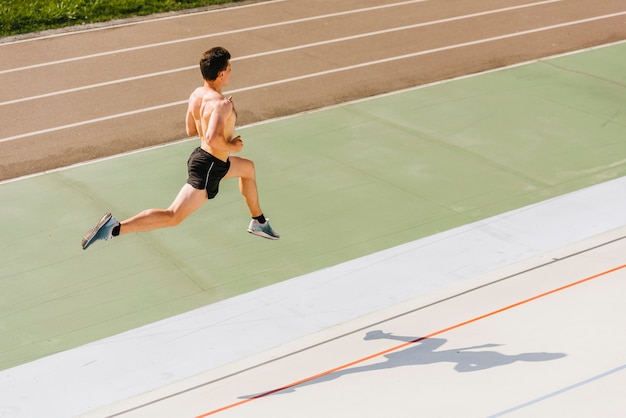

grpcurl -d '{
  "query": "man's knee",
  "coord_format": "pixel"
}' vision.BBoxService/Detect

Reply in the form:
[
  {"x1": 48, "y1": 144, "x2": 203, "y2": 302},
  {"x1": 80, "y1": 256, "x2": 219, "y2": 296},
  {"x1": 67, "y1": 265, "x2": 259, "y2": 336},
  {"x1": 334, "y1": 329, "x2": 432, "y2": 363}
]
[
  {"x1": 245, "y1": 159, "x2": 256, "y2": 178},
  {"x1": 166, "y1": 209, "x2": 186, "y2": 227}
]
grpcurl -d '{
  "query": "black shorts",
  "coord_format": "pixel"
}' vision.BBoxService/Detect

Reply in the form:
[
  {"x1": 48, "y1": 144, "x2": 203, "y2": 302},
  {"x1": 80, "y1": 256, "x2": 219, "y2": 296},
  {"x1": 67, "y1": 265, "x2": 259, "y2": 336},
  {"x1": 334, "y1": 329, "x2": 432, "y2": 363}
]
[{"x1": 186, "y1": 147, "x2": 231, "y2": 199}]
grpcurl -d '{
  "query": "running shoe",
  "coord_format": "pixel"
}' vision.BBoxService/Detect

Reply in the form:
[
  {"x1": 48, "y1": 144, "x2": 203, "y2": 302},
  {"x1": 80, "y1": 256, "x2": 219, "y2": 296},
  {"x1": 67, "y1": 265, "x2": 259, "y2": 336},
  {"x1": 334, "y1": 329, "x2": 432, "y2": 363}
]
[
  {"x1": 81, "y1": 212, "x2": 120, "y2": 250},
  {"x1": 247, "y1": 219, "x2": 280, "y2": 240}
]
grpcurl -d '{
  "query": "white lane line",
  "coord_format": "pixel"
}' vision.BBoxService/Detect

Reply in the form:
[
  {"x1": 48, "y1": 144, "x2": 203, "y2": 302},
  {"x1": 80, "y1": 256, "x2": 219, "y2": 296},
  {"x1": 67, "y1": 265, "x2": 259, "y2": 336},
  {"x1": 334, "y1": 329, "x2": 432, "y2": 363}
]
[
  {"x1": 1, "y1": 11, "x2": 624, "y2": 145},
  {"x1": 0, "y1": 67, "x2": 196, "y2": 107},
  {"x1": 0, "y1": 0, "x2": 429, "y2": 75},
  {"x1": 0, "y1": 0, "x2": 562, "y2": 107},
  {"x1": 0, "y1": 101, "x2": 188, "y2": 144}
]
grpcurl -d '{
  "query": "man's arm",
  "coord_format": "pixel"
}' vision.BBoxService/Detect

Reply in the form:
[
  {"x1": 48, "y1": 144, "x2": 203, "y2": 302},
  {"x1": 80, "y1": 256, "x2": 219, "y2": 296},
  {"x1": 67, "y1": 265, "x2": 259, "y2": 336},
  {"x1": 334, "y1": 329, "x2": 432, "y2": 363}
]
[
  {"x1": 186, "y1": 106, "x2": 198, "y2": 137},
  {"x1": 186, "y1": 91, "x2": 202, "y2": 137},
  {"x1": 204, "y1": 99, "x2": 242, "y2": 152}
]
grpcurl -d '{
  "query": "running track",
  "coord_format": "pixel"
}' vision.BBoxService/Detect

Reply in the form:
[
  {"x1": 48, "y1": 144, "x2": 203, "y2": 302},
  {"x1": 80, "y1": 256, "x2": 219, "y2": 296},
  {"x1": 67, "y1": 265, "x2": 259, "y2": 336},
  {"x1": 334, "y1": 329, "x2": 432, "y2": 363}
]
[{"x1": 1, "y1": 0, "x2": 626, "y2": 180}]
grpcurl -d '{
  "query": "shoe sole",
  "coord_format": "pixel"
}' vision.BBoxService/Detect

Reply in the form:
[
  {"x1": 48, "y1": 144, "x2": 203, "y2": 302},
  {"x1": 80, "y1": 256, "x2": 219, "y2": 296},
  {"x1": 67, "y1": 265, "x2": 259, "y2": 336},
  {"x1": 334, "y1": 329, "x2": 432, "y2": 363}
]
[
  {"x1": 81, "y1": 212, "x2": 112, "y2": 250},
  {"x1": 247, "y1": 229, "x2": 280, "y2": 240}
]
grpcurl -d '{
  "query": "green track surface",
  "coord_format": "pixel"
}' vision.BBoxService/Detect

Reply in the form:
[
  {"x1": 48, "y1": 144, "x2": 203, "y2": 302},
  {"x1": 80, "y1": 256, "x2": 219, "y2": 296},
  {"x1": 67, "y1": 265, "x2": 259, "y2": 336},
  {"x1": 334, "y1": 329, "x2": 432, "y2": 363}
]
[{"x1": 1, "y1": 43, "x2": 625, "y2": 371}]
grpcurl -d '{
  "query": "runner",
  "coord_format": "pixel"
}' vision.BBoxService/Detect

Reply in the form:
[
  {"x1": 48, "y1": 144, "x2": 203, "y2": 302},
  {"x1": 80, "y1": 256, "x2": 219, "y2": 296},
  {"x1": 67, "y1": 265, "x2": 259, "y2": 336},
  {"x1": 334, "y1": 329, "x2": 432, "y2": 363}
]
[{"x1": 81, "y1": 46, "x2": 279, "y2": 250}]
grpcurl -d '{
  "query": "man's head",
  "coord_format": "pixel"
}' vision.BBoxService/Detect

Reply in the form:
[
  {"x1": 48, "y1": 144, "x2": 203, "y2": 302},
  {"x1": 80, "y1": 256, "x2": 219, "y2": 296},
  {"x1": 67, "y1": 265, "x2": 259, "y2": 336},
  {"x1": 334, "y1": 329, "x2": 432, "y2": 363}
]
[{"x1": 200, "y1": 47, "x2": 231, "y2": 81}]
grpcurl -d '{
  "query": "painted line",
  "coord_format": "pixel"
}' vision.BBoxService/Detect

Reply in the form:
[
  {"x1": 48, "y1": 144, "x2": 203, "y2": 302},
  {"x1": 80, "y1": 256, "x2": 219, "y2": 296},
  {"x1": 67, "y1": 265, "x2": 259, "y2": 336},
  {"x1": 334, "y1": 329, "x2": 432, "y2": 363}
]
[
  {"x1": 0, "y1": 67, "x2": 196, "y2": 107},
  {"x1": 0, "y1": 0, "x2": 561, "y2": 107},
  {"x1": 0, "y1": 0, "x2": 429, "y2": 75},
  {"x1": 195, "y1": 262, "x2": 626, "y2": 417},
  {"x1": 0, "y1": 0, "x2": 288, "y2": 46},
  {"x1": 488, "y1": 364, "x2": 626, "y2": 417},
  {"x1": 2, "y1": 9, "x2": 623, "y2": 145},
  {"x1": 0, "y1": 101, "x2": 188, "y2": 143}
]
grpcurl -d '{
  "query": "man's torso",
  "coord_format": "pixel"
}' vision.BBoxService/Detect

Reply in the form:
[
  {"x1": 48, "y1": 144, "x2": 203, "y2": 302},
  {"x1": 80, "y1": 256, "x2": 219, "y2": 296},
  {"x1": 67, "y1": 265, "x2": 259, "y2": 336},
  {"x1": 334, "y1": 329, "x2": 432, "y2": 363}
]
[{"x1": 191, "y1": 87, "x2": 236, "y2": 161}]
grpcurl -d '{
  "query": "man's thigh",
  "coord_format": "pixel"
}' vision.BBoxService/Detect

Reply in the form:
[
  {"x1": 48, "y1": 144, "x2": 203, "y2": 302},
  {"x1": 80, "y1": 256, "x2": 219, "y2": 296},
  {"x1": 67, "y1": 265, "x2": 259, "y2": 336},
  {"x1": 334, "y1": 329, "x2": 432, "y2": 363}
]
[{"x1": 168, "y1": 183, "x2": 207, "y2": 217}]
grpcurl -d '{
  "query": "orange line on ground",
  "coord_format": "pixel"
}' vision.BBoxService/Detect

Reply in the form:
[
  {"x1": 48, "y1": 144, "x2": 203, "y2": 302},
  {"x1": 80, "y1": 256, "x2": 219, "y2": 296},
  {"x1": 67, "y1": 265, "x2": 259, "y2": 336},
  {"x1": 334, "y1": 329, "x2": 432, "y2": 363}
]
[{"x1": 195, "y1": 262, "x2": 626, "y2": 417}]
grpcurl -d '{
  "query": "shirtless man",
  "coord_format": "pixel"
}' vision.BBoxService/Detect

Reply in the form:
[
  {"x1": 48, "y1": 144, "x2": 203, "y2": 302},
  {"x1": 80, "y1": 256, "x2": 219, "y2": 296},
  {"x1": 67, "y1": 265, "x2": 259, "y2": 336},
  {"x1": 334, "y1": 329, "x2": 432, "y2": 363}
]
[{"x1": 81, "y1": 47, "x2": 279, "y2": 250}]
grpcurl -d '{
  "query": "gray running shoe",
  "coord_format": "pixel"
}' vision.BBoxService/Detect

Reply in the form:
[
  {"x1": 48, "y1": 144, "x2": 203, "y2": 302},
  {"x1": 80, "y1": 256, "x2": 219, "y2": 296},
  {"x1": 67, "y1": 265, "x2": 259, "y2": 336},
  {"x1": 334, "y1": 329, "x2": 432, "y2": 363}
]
[
  {"x1": 247, "y1": 219, "x2": 280, "y2": 240},
  {"x1": 81, "y1": 213, "x2": 120, "y2": 250}
]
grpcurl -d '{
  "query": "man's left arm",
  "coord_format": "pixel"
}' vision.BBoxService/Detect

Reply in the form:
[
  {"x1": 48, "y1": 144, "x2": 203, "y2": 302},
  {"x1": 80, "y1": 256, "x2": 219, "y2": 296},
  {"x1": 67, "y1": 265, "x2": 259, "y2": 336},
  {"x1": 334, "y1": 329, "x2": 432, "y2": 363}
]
[{"x1": 186, "y1": 93, "x2": 200, "y2": 137}]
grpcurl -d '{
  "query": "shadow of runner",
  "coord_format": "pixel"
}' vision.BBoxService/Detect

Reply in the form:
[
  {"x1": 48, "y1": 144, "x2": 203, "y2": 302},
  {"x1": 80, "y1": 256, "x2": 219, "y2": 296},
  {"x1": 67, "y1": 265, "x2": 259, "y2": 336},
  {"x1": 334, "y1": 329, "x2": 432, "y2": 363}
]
[
  {"x1": 240, "y1": 330, "x2": 566, "y2": 398},
  {"x1": 362, "y1": 331, "x2": 566, "y2": 373}
]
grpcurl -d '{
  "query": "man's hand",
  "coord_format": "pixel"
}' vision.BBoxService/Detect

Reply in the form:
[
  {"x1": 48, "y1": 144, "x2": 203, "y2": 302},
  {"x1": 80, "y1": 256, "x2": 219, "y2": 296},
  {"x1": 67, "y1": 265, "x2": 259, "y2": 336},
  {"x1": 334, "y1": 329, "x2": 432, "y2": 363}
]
[{"x1": 229, "y1": 135, "x2": 243, "y2": 152}]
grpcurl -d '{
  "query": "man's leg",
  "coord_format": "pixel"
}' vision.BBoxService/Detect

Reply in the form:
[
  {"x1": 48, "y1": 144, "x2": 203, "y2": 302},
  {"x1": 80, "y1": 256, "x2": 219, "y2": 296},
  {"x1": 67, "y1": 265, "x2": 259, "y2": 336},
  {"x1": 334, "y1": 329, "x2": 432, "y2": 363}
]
[
  {"x1": 226, "y1": 156, "x2": 279, "y2": 240},
  {"x1": 82, "y1": 184, "x2": 206, "y2": 249},
  {"x1": 224, "y1": 156, "x2": 262, "y2": 217},
  {"x1": 119, "y1": 183, "x2": 207, "y2": 234}
]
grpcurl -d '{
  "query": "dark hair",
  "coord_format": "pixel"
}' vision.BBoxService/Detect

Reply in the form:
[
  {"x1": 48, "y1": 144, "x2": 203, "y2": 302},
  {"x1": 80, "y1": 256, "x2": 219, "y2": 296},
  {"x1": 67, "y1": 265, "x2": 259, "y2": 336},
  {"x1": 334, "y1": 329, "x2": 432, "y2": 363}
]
[{"x1": 199, "y1": 47, "x2": 231, "y2": 81}]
